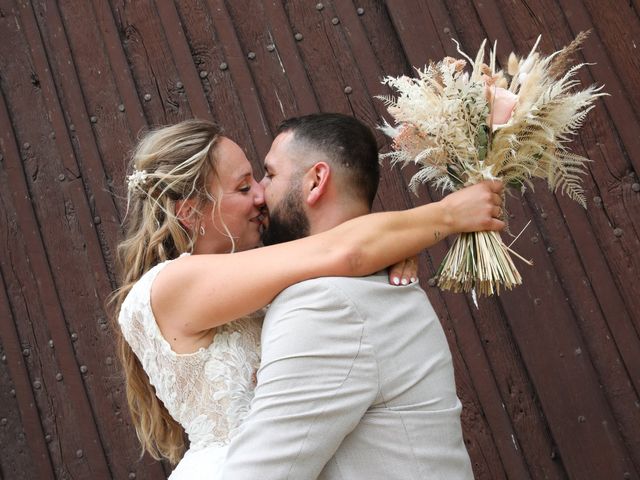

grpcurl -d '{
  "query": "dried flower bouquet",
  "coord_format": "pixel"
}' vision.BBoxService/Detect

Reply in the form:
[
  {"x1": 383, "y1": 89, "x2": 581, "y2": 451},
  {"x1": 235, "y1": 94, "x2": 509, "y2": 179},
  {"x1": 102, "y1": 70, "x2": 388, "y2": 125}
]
[{"x1": 378, "y1": 33, "x2": 606, "y2": 296}]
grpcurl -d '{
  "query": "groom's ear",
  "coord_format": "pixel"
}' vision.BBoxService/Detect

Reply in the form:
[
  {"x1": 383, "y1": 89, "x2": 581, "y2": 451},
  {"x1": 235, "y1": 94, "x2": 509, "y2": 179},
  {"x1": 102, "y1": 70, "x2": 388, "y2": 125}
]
[{"x1": 304, "y1": 162, "x2": 331, "y2": 206}]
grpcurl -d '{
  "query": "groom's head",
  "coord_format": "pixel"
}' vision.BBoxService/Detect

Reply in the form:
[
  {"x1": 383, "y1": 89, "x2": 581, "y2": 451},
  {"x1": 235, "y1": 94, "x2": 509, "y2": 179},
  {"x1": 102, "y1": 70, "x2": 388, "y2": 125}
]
[{"x1": 261, "y1": 113, "x2": 379, "y2": 246}]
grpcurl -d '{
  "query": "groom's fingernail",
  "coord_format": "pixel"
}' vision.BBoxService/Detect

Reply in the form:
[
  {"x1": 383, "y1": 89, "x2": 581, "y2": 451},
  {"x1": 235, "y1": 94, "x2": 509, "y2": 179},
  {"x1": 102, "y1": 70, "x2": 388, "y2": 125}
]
[
  {"x1": 401, "y1": 278, "x2": 408, "y2": 285},
  {"x1": 393, "y1": 277, "x2": 400, "y2": 285}
]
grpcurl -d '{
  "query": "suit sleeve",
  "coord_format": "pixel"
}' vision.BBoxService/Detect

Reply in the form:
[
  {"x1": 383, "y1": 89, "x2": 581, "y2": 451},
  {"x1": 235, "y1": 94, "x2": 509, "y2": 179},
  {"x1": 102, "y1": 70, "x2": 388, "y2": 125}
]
[{"x1": 219, "y1": 279, "x2": 377, "y2": 480}]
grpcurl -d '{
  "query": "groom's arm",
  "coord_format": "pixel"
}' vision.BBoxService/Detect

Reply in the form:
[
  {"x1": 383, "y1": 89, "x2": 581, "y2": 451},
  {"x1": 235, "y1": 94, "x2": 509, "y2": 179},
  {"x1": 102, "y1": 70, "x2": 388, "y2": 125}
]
[{"x1": 219, "y1": 278, "x2": 377, "y2": 480}]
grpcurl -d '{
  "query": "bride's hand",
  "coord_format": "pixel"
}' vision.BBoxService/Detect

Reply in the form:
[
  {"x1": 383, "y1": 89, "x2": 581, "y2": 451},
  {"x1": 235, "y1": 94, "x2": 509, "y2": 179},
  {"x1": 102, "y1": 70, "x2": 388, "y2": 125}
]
[
  {"x1": 388, "y1": 255, "x2": 418, "y2": 286},
  {"x1": 440, "y1": 180, "x2": 505, "y2": 234}
]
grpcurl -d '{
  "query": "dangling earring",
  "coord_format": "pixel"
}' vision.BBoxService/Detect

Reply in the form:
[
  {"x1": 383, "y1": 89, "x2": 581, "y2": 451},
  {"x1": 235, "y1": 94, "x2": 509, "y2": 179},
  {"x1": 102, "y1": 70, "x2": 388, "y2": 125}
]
[{"x1": 199, "y1": 225, "x2": 206, "y2": 236}]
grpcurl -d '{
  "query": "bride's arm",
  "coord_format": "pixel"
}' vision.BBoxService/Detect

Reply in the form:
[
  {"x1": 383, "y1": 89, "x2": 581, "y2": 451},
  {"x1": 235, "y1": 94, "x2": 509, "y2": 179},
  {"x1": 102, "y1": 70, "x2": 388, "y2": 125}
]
[{"x1": 153, "y1": 181, "x2": 503, "y2": 336}]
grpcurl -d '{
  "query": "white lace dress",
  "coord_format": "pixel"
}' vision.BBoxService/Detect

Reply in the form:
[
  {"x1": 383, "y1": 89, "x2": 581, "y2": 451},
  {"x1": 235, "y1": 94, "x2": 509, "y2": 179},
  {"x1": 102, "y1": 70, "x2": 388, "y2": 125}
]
[{"x1": 118, "y1": 255, "x2": 262, "y2": 479}]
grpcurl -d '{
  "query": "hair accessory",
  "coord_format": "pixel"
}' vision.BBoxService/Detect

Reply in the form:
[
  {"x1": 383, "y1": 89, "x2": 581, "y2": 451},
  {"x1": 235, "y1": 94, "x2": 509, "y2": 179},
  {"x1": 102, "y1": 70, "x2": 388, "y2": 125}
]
[{"x1": 127, "y1": 169, "x2": 149, "y2": 192}]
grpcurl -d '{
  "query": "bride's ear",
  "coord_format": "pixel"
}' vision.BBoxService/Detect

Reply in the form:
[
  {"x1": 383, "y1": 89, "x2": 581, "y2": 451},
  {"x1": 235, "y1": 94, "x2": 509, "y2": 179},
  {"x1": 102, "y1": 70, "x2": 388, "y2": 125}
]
[
  {"x1": 175, "y1": 199, "x2": 198, "y2": 232},
  {"x1": 305, "y1": 162, "x2": 331, "y2": 206}
]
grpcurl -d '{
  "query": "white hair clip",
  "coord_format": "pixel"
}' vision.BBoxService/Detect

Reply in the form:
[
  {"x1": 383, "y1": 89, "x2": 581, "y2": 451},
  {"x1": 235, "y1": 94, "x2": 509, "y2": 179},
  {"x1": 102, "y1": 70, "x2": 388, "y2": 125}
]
[{"x1": 127, "y1": 168, "x2": 149, "y2": 192}]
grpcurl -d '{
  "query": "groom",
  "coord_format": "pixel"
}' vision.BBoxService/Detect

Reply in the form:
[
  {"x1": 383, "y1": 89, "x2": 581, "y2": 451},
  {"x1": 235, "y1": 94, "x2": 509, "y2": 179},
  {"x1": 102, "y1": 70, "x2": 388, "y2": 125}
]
[{"x1": 220, "y1": 114, "x2": 475, "y2": 479}]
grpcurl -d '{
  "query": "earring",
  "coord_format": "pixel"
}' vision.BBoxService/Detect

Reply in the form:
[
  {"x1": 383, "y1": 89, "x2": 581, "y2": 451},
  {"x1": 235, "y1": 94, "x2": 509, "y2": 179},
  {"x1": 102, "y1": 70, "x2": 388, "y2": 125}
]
[{"x1": 199, "y1": 225, "x2": 206, "y2": 236}]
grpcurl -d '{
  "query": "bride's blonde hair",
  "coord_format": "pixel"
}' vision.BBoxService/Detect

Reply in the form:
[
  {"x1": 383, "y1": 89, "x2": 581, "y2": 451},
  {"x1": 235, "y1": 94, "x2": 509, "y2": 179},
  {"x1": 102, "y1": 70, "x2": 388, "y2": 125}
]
[{"x1": 109, "y1": 119, "x2": 222, "y2": 464}]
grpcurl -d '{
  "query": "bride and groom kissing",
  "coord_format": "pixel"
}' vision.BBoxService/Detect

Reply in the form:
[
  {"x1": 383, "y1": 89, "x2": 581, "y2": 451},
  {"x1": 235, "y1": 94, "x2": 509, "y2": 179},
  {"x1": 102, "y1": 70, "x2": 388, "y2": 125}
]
[{"x1": 115, "y1": 113, "x2": 504, "y2": 478}]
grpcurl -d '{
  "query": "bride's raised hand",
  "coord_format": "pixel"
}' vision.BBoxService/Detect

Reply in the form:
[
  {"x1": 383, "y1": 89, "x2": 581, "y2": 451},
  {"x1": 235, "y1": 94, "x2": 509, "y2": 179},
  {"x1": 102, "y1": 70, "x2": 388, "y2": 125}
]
[{"x1": 440, "y1": 180, "x2": 505, "y2": 234}]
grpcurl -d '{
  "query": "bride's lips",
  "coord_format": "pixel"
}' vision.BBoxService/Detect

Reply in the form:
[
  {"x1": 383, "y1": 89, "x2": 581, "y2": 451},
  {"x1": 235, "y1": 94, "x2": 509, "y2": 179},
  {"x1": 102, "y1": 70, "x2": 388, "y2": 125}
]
[{"x1": 249, "y1": 211, "x2": 269, "y2": 231}]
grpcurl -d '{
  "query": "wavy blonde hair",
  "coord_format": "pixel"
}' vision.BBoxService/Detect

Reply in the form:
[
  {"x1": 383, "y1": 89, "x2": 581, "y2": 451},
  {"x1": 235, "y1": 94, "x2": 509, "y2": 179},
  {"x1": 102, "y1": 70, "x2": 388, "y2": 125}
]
[{"x1": 110, "y1": 119, "x2": 222, "y2": 464}]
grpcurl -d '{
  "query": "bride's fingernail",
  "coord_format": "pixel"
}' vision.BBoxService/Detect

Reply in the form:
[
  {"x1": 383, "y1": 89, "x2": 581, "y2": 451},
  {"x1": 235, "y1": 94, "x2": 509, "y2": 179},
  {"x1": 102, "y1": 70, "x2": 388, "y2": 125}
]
[
  {"x1": 401, "y1": 278, "x2": 408, "y2": 285},
  {"x1": 393, "y1": 277, "x2": 400, "y2": 285},
  {"x1": 410, "y1": 277, "x2": 416, "y2": 283}
]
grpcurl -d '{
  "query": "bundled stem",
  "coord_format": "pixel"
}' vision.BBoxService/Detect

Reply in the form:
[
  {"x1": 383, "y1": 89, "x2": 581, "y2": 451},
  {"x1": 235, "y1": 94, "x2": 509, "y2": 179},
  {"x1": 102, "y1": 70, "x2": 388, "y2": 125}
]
[{"x1": 437, "y1": 231, "x2": 522, "y2": 296}]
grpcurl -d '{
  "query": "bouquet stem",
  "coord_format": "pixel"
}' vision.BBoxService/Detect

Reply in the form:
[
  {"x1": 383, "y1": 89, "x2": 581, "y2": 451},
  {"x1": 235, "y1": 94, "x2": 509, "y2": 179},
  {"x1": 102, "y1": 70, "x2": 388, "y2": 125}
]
[{"x1": 436, "y1": 231, "x2": 523, "y2": 296}]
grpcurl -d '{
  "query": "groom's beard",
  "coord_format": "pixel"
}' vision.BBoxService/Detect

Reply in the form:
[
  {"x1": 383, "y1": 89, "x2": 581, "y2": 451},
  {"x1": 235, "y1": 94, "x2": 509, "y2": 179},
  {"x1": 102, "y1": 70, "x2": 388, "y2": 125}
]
[{"x1": 262, "y1": 187, "x2": 309, "y2": 246}]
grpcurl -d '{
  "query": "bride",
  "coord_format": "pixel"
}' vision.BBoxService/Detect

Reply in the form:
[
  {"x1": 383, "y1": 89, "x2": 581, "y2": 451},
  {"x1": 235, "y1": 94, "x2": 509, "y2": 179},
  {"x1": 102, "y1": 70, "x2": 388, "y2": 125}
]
[{"x1": 111, "y1": 119, "x2": 503, "y2": 478}]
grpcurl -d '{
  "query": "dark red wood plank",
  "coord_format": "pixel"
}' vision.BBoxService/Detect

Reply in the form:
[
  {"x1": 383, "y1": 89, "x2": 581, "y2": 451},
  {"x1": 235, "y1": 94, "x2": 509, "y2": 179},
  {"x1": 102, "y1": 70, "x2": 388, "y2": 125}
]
[
  {"x1": 172, "y1": 0, "x2": 259, "y2": 168},
  {"x1": 155, "y1": 0, "x2": 213, "y2": 121},
  {"x1": 0, "y1": 276, "x2": 52, "y2": 480},
  {"x1": 202, "y1": 0, "x2": 272, "y2": 160},
  {"x1": 110, "y1": 0, "x2": 193, "y2": 125},
  {"x1": 0, "y1": 61, "x2": 110, "y2": 477}
]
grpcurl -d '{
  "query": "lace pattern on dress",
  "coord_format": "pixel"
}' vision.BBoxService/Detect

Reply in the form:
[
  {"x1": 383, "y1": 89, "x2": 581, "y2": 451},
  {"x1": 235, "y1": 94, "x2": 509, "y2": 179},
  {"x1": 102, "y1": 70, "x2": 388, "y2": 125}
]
[{"x1": 118, "y1": 256, "x2": 262, "y2": 451}]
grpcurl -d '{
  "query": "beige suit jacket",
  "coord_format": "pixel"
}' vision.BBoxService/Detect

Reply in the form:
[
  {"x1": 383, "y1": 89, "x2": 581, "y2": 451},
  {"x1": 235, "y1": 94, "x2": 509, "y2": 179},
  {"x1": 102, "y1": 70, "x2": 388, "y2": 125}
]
[{"x1": 220, "y1": 273, "x2": 473, "y2": 479}]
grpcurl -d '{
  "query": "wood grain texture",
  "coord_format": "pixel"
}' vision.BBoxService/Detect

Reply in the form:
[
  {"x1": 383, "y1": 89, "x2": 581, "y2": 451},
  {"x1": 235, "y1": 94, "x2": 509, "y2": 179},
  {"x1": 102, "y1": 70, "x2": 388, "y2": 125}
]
[{"x1": 0, "y1": 1, "x2": 638, "y2": 478}]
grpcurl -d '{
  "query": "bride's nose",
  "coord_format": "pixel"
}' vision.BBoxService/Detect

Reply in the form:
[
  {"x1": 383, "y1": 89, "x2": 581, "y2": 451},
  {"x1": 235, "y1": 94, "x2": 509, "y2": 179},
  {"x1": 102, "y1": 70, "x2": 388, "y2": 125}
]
[{"x1": 252, "y1": 179, "x2": 265, "y2": 206}]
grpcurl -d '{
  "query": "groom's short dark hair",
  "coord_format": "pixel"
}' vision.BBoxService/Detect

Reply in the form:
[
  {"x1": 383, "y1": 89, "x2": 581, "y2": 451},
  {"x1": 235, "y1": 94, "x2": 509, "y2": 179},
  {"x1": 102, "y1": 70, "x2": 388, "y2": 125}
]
[{"x1": 276, "y1": 113, "x2": 380, "y2": 208}]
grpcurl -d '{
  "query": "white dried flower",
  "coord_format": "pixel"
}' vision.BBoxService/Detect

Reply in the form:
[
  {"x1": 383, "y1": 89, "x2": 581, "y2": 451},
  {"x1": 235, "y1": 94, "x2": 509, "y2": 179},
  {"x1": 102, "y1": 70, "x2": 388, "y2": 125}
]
[{"x1": 127, "y1": 169, "x2": 149, "y2": 193}]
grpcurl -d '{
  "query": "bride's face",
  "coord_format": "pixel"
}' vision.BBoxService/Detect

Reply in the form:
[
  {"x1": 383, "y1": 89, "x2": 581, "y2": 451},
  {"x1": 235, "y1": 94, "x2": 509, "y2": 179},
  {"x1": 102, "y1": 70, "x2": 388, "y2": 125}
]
[{"x1": 197, "y1": 138, "x2": 265, "y2": 253}]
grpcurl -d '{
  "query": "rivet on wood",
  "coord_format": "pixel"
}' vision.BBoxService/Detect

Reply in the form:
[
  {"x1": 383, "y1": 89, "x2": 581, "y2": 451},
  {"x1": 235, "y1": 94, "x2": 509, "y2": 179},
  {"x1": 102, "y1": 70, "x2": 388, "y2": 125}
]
[
  {"x1": 547, "y1": 246, "x2": 553, "y2": 253},
  {"x1": 331, "y1": 17, "x2": 340, "y2": 25},
  {"x1": 94, "y1": 216, "x2": 101, "y2": 225},
  {"x1": 76, "y1": 449, "x2": 84, "y2": 458},
  {"x1": 22, "y1": 348, "x2": 30, "y2": 357},
  {"x1": 23, "y1": 142, "x2": 31, "y2": 150},
  {"x1": 45, "y1": 434, "x2": 52, "y2": 442},
  {"x1": 613, "y1": 228, "x2": 623, "y2": 237},
  {"x1": 118, "y1": 104, "x2": 125, "y2": 112},
  {"x1": 90, "y1": 116, "x2": 97, "y2": 123},
  {"x1": 593, "y1": 196, "x2": 602, "y2": 204},
  {"x1": 58, "y1": 174, "x2": 65, "y2": 181},
  {"x1": 128, "y1": 473, "x2": 137, "y2": 479},
  {"x1": 316, "y1": 3, "x2": 323, "y2": 10},
  {"x1": 266, "y1": 44, "x2": 275, "y2": 52},
  {"x1": 533, "y1": 298, "x2": 542, "y2": 306},
  {"x1": 427, "y1": 277, "x2": 437, "y2": 287},
  {"x1": 100, "y1": 323, "x2": 108, "y2": 331},
  {"x1": 247, "y1": 52, "x2": 256, "y2": 60},
  {"x1": 632, "y1": 183, "x2": 640, "y2": 192},
  {"x1": 1, "y1": 355, "x2": 6, "y2": 363},
  {"x1": 219, "y1": 62, "x2": 228, "y2": 71},
  {"x1": 80, "y1": 365, "x2": 88, "y2": 374},
  {"x1": 577, "y1": 415, "x2": 586, "y2": 423},
  {"x1": 143, "y1": 93, "x2": 151, "y2": 101},
  {"x1": 530, "y1": 236, "x2": 538, "y2": 243},
  {"x1": 540, "y1": 212, "x2": 548, "y2": 219},
  {"x1": 200, "y1": 70, "x2": 209, "y2": 78},
  {"x1": 106, "y1": 357, "x2": 113, "y2": 366},
  {"x1": 0, "y1": 418, "x2": 7, "y2": 426},
  {"x1": 624, "y1": 473, "x2": 631, "y2": 479},
  {"x1": 71, "y1": 333, "x2": 78, "y2": 341},
  {"x1": 56, "y1": 373, "x2": 63, "y2": 381},
  {"x1": 33, "y1": 380, "x2": 41, "y2": 389},
  {"x1": 357, "y1": 7, "x2": 365, "y2": 15},
  {"x1": 48, "y1": 339, "x2": 54, "y2": 348},
  {"x1": 294, "y1": 33, "x2": 303, "y2": 41},
  {"x1": 49, "y1": 132, "x2": 56, "y2": 139},
  {"x1": 69, "y1": 124, "x2": 75, "y2": 132},
  {"x1": 444, "y1": 27, "x2": 451, "y2": 34},
  {"x1": 550, "y1": 449, "x2": 557, "y2": 460},
  {"x1": 10, "y1": 389, "x2": 15, "y2": 397},
  {"x1": 344, "y1": 86, "x2": 353, "y2": 94},
  {"x1": 176, "y1": 81, "x2": 184, "y2": 89},
  {"x1": 574, "y1": 347, "x2": 582, "y2": 355}
]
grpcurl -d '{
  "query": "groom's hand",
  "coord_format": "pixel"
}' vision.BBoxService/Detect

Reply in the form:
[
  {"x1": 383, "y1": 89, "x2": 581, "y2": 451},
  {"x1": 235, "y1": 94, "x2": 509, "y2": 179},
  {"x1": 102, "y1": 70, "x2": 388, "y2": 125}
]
[{"x1": 440, "y1": 180, "x2": 505, "y2": 234}]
